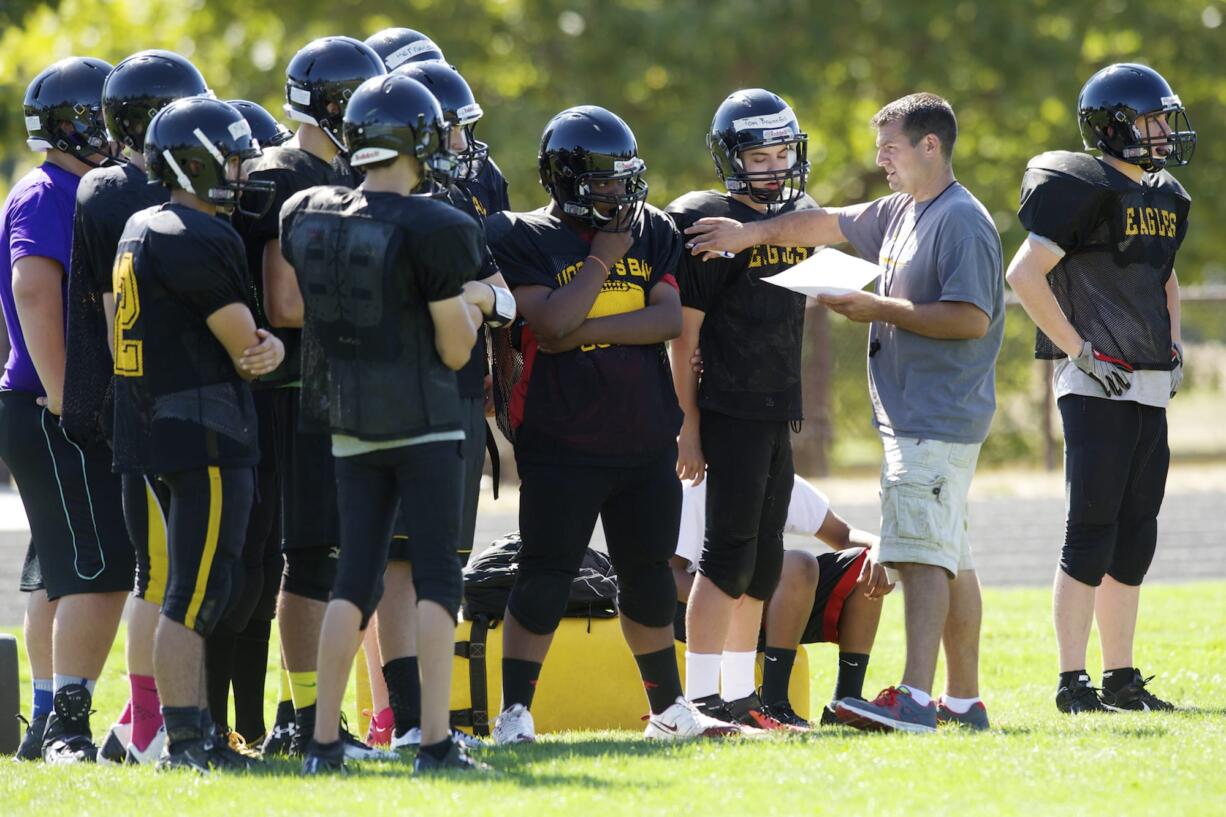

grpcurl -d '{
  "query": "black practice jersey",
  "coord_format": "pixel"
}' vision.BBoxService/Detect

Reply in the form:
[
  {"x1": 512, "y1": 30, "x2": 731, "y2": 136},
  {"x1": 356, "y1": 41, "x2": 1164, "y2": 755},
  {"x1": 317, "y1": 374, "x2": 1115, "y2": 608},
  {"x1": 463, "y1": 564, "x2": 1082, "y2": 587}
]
[
  {"x1": 231, "y1": 145, "x2": 354, "y2": 386},
  {"x1": 63, "y1": 163, "x2": 171, "y2": 444},
  {"x1": 1018, "y1": 150, "x2": 1191, "y2": 369},
  {"x1": 280, "y1": 186, "x2": 479, "y2": 440},
  {"x1": 111, "y1": 203, "x2": 258, "y2": 474},
  {"x1": 487, "y1": 204, "x2": 683, "y2": 466},
  {"x1": 457, "y1": 157, "x2": 511, "y2": 220},
  {"x1": 444, "y1": 182, "x2": 502, "y2": 399},
  {"x1": 666, "y1": 190, "x2": 818, "y2": 422}
]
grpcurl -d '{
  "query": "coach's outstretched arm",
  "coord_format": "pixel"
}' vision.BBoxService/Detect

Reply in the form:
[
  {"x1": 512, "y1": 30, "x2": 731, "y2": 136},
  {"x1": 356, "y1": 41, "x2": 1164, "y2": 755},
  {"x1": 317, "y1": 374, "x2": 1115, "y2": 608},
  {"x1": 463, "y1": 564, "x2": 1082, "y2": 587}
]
[{"x1": 682, "y1": 207, "x2": 845, "y2": 261}]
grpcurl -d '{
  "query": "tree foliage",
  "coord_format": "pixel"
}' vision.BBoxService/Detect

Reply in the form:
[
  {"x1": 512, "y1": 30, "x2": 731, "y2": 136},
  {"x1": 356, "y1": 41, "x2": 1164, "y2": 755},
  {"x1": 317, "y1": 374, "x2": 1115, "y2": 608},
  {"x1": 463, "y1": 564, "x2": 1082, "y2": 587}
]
[{"x1": 2, "y1": 0, "x2": 1223, "y2": 467}]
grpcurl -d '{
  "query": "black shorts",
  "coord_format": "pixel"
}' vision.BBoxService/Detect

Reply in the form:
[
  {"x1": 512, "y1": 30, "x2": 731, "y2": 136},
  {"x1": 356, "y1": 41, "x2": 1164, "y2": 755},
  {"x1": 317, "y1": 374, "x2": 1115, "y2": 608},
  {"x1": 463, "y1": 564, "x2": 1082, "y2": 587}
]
[
  {"x1": 799, "y1": 548, "x2": 869, "y2": 645},
  {"x1": 272, "y1": 388, "x2": 339, "y2": 551},
  {"x1": 0, "y1": 390, "x2": 134, "y2": 600},
  {"x1": 159, "y1": 466, "x2": 253, "y2": 636},
  {"x1": 122, "y1": 473, "x2": 170, "y2": 605}
]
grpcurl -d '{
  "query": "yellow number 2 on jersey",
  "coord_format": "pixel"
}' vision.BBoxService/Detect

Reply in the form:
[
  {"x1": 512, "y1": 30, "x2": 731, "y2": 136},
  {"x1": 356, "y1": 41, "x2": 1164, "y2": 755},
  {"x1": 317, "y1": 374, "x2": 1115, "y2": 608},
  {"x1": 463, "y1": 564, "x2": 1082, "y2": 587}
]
[{"x1": 112, "y1": 251, "x2": 143, "y2": 377}]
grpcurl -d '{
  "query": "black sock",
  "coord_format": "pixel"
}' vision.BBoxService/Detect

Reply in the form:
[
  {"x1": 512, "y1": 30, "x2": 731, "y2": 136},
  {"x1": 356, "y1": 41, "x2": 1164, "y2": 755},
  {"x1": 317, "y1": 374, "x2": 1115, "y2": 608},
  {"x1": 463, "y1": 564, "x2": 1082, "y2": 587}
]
[
  {"x1": 232, "y1": 619, "x2": 272, "y2": 739},
  {"x1": 204, "y1": 625, "x2": 238, "y2": 730},
  {"x1": 1059, "y1": 669, "x2": 1090, "y2": 690},
  {"x1": 761, "y1": 647, "x2": 797, "y2": 706},
  {"x1": 502, "y1": 658, "x2": 543, "y2": 710},
  {"x1": 162, "y1": 706, "x2": 202, "y2": 751},
  {"x1": 420, "y1": 736, "x2": 453, "y2": 762},
  {"x1": 1102, "y1": 667, "x2": 1136, "y2": 694},
  {"x1": 382, "y1": 656, "x2": 422, "y2": 735},
  {"x1": 633, "y1": 647, "x2": 683, "y2": 714},
  {"x1": 834, "y1": 652, "x2": 870, "y2": 701}
]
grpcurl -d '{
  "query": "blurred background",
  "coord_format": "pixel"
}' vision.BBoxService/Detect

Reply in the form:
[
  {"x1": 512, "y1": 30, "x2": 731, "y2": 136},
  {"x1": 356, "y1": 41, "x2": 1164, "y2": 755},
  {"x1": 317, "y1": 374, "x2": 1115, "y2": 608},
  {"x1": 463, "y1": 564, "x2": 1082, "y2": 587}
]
[{"x1": 1, "y1": 0, "x2": 1223, "y2": 475}]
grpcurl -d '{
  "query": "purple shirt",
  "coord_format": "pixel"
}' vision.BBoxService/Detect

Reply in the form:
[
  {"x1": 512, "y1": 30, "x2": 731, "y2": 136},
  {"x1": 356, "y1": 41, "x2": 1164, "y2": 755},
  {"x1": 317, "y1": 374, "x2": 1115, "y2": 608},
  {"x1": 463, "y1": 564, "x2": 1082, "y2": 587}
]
[{"x1": 0, "y1": 162, "x2": 79, "y2": 395}]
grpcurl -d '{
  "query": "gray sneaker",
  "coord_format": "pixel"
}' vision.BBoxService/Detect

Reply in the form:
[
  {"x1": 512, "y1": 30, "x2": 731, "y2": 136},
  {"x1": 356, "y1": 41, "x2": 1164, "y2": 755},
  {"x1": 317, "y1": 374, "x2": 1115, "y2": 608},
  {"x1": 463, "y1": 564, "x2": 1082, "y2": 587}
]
[
  {"x1": 936, "y1": 697, "x2": 990, "y2": 730},
  {"x1": 834, "y1": 687, "x2": 937, "y2": 734}
]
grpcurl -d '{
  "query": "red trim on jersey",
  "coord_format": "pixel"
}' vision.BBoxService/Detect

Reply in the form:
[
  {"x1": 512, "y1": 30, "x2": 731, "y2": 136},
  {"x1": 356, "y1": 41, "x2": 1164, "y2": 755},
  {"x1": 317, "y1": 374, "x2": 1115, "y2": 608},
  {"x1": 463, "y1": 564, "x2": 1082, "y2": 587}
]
[
  {"x1": 822, "y1": 549, "x2": 869, "y2": 643},
  {"x1": 509, "y1": 325, "x2": 538, "y2": 430},
  {"x1": 659, "y1": 272, "x2": 679, "y2": 291}
]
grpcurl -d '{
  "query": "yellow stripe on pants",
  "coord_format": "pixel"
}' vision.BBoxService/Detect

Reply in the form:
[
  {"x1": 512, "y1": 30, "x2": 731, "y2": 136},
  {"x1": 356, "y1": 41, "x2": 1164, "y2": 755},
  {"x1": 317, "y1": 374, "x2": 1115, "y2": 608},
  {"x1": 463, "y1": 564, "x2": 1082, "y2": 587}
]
[
  {"x1": 145, "y1": 477, "x2": 169, "y2": 606},
  {"x1": 184, "y1": 467, "x2": 223, "y2": 630}
]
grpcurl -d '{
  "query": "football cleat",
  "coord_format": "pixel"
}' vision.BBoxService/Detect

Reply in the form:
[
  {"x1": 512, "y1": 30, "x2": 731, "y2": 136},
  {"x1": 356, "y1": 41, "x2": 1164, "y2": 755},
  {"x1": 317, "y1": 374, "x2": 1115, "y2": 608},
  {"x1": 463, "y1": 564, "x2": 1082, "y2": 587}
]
[
  {"x1": 762, "y1": 700, "x2": 812, "y2": 731},
  {"x1": 259, "y1": 719, "x2": 297, "y2": 757},
  {"x1": 125, "y1": 724, "x2": 167, "y2": 765},
  {"x1": 835, "y1": 686, "x2": 938, "y2": 734},
  {"x1": 15, "y1": 713, "x2": 48, "y2": 761},
  {"x1": 339, "y1": 714, "x2": 398, "y2": 762},
  {"x1": 156, "y1": 738, "x2": 215, "y2": 774},
  {"x1": 492, "y1": 703, "x2": 536, "y2": 745},
  {"x1": 1056, "y1": 673, "x2": 1111, "y2": 714},
  {"x1": 818, "y1": 703, "x2": 842, "y2": 727},
  {"x1": 96, "y1": 720, "x2": 132, "y2": 765},
  {"x1": 1101, "y1": 670, "x2": 1177, "y2": 713},
  {"x1": 42, "y1": 685, "x2": 98, "y2": 764},
  {"x1": 723, "y1": 693, "x2": 806, "y2": 732},
  {"x1": 413, "y1": 739, "x2": 490, "y2": 773},
  {"x1": 391, "y1": 725, "x2": 486, "y2": 752},
  {"x1": 936, "y1": 698, "x2": 991, "y2": 730},
  {"x1": 643, "y1": 697, "x2": 742, "y2": 740},
  {"x1": 301, "y1": 740, "x2": 346, "y2": 776}
]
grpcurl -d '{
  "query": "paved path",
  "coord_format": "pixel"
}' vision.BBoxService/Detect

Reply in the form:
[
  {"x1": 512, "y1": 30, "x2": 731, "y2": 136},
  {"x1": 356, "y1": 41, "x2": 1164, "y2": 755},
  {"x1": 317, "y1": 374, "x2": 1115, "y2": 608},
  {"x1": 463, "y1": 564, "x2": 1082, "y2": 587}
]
[{"x1": 3, "y1": 465, "x2": 1224, "y2": 625}]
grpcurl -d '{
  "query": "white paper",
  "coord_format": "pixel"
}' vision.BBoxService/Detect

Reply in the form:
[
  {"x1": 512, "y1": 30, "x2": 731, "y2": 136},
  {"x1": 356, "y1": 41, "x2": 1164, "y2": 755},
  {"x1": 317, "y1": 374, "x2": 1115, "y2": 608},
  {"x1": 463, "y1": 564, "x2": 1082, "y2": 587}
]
[{"x1": 762, "y1": 247, "x2": 881, "y2": 297}]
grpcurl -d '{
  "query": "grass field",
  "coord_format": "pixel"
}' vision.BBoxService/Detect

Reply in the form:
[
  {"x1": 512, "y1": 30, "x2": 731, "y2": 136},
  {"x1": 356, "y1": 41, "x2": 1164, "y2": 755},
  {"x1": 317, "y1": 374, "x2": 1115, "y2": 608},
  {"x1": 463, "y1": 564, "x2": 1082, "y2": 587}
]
[{"x1": 2, "y1": 582, "x2": 1224, "y2": 816}]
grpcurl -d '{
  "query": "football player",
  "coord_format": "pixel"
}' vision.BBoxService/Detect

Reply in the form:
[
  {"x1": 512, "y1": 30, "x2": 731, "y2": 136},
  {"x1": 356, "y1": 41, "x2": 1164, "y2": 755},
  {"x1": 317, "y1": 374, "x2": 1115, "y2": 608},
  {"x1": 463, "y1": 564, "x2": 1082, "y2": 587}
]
[
  {"x1": 281, "y1": 73, "x2": 494, "y2": 774},
  {"x1": 672, "y1": 475, "x2": 893, "y2": 726},
  {"x1": 486, "y1": 106, "x2": 737, "y2": 743},
  {"x1": 665, "y1": 88, "x2": 822, "y2": 731},
  {"x1": 229, "y1": 35, "x2": 387, "y2": 760},
  {"x1": 63, "y1": 49, "x2": 211, "y2": 766},
  {"x1": 1005, "y1": 64, "x2": 1195, "y2": 714},
  {"x1": 110, "y1": 96, "x2": 283, "y2": 772},
  {"x1": 1, "y1": 56, "x2": 135, "y2": 764}
]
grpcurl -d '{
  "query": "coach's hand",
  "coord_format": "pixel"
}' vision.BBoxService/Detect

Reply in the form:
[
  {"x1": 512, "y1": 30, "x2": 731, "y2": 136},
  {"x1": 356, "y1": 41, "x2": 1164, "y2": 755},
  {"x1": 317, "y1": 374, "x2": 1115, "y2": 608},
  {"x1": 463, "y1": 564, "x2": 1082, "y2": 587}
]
[
  {"x1": 857, "y1": 551, "x2": 894, "y2": 600},
  {"x1": 818, "y1": 290, "x2": 885, "y2": 323},
  {"x1": 684, "y1": 217, "x2": 758, "y2": 261},
  {"x1": 1170, "y1": 342, "x2": 1184, "y2": 398},
  {"x1": 240, "y1": 329, "x2": 286, "y2": 377},
  {"x1": 1073, "y1": 340, "x2": 1132, "y2": 397},
  {"x1": 676, "y1": 421, "x2": 706, "y2": 486}
]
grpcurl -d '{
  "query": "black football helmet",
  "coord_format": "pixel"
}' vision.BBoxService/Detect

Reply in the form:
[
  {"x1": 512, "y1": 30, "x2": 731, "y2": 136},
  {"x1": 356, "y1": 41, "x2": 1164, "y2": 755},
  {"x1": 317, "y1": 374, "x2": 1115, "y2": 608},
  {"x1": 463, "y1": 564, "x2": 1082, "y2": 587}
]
[
  {"x1": 343, "y1": 74, "x2": 457, "y2": 192},
  {"x1": 103, "y1": 50, "x2": 211, "y2": 153},
  {"x1": 24, "y1": 57, "x2": 114, "y2": 167},
  {"x1": 393, "y1": 61, "x2": 488, "y2": 180},
  {"x1": 1078, "y1": 63, "x2": 1196, "y2": 172},
  {"x1": 708, "y1": 88, "x2": 809, "y2": 205},
  {"x1": 285, "y1": 36, "x2": 387, "y2": 154},
  {"x1": 538, "y1": 106, "x2": 648, "y2": 232},
  {"x1": 364, "y1": 28, "x2": 445, "y2": 70},
  {"x1": 145, "y1": 97, "x2": 275, "y2": 216},
  {"x1": 226, "y1": 99, "x2": 292, "y2": 148}
]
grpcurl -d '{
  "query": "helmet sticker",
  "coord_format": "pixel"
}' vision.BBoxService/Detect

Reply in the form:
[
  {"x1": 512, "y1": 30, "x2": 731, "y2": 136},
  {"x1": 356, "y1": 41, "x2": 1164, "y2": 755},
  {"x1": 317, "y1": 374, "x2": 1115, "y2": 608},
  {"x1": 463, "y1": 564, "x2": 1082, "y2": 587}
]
[
  {"x1": 193, "y1": 127, "x2": 227, "y2": 166},
  {"x1": 385, "y1": 40, "x2": 439, "y2": 68},
  {"x1": 613, "y1": 157, "x2": 645, "y2": 173},
  {"x1": 350, "y1": 146, "x2": 398, "y2": 166},
  {"x1": 731, "y1": 107, "x2": 796, "y2": 132},
  {"x1": 228, "y1": 119, "x2": 252, "y2": 140},
  {"x1": 762, "y1": 127, "x2": 794, "y2": 140},
  {"x1": 456, "y1": 102, "x2": 483, "y2": 124},
  {"x1": 1161, "y1": 95, "x2": 1182, "y2": 106},
  {"x1": 24, "y1": 115, "x2": 41, "y2": 133},
  {"x1": 289, "y1": 86, "x2": 312, "y2": 106}
]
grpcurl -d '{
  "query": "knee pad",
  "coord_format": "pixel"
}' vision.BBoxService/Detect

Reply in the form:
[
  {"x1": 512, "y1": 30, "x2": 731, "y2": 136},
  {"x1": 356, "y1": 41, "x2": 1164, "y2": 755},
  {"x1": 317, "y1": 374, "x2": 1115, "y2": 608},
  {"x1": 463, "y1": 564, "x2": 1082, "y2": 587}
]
[
  {"x1": 745, "y1": 538, "x2": 784, "y2": 601},
  {"x1": 281, "y1": 545, "x2": 338, "y2": 602},
  {"x1": 506, "y1": 569, "x2": 573, "y2": 635},
  {"x1": 616, "y1": 561, "x2": 676, "y2": 628},
  {"x1": 697, "y1": 538, "x2": 757, "y2": 599},
  {"x1": 1060, "y1": 521, "x2": 1118, "y2": 587},
  {"x1": 406, "y1": 544, "x2": 463, "y2": 620},
  {"x1": 1106, "y1": 518, "x2": 1157, "y2": 586}
]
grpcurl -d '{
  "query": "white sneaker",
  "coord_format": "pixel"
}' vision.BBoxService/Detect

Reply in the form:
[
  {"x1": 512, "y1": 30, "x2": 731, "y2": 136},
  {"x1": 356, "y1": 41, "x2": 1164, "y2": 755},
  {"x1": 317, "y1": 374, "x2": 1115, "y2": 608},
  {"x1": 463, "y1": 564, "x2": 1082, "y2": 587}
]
[
  {"x1": 391, "y1": 726, "x2": 485, "y2": 752},
  {"x1": 492, "y1": 704, "x2": 536, "y2": 745},
  {"x1": 97, "y1": 721, "x2": 132, "y2": 765},
  {"x1": 644, "y1": 697, "x2": 743, "y2": 740},
  {"x1": 125, "y1": 724, "x2": 166, "y2": 765}
]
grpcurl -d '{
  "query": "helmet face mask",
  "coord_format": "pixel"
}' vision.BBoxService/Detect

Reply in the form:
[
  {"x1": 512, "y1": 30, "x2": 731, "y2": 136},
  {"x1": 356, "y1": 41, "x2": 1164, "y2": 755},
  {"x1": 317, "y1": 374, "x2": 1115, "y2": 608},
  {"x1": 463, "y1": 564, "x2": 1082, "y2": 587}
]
[
  {"x1": 709, "y1": 90, "x2": 809, "y2": 206},
  {"x1": 1078, "y1": 63, "x2": 1197, "y2": 172},
  {"x1": 538, "y1": 106, "x2": 649, "y2": 233},
  {"x1": 146, "y1": 98, "x2": 276, "y2": 217}
]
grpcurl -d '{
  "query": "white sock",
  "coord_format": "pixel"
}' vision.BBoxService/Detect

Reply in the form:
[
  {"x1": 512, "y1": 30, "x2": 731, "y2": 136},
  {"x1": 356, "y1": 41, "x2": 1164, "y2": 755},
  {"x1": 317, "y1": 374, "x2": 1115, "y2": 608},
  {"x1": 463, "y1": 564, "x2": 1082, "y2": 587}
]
[
  {"x1": 53, "y1": 674, "x2": 96, "y2": 695},
  {"x1": 720, "y1": 651, "x2": 758, "y2": 701},
  {"x1": 940, "y1": 695, "x2": 981, "y2": 714},
  {"x1": 684, "y1": 652, "x2": 722, "y2": 700},
  {"x1": 899, "y1": 684, "x2": 932, "y2": 707}
]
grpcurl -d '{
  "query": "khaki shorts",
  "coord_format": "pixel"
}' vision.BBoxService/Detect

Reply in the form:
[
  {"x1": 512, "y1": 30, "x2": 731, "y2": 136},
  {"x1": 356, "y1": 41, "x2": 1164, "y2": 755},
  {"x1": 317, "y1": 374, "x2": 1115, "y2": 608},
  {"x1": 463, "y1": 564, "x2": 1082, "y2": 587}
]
[{"x1": 878, "y1": 436, "x2": 981, "y2": 577}]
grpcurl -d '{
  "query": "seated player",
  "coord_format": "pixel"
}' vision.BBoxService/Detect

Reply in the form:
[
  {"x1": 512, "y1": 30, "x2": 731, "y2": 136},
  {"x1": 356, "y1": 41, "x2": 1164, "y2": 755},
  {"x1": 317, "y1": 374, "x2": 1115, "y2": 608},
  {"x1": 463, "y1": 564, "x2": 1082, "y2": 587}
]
[{"x1": 672, "y1": 474, "x2": 892, "y2": 727}]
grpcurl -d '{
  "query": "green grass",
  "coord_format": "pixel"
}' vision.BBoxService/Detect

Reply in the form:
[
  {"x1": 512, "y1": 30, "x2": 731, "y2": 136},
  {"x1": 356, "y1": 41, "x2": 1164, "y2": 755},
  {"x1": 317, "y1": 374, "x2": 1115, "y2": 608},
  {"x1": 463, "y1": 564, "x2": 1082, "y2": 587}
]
[{"x1": 3, "y1": 582, "x2": 1225, "y2": 816}]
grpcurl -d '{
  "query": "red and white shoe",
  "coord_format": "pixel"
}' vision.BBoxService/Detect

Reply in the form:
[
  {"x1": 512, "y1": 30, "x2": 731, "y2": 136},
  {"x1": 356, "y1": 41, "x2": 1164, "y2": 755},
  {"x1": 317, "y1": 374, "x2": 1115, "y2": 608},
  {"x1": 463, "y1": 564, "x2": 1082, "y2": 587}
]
[{"x1": 643, "y1": 698, "x2": 742, "y2": 740}]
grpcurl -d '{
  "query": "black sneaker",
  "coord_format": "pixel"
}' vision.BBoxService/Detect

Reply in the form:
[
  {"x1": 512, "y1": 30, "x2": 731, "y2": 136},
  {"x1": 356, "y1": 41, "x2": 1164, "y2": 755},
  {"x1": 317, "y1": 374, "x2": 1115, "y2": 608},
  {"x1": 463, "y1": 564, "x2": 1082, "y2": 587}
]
[
  {"x1": 41, "y1": 685, "x2": 98, "y2": 764},
  {"x1": 819, "y1": 702, "x2": 844, "y2": 726},
  {"x1": 413, "y1": 739, "x2": 490, "y2": 774},
  {"x1": 339, "y1": 713, "x2": 396, "y2": 761},
  {"x1": 761, "y1": 700, "x2": 811, "y2": 730},
  {"x1": 210, "y1": 727, "x2": 262, "y2": 770},
  {"x1": 15, "y1": 713, "x2": 48, "y2": 761},
  {"x1": 301, "y1": 739, "x2": 346, "y2": 776},
  {"x1": 259, "y1": 720, "x2": 296, "y2": 757},
  {"x1": 1101, "y1": 670, "x2": 1177, "y2": 712},
  {"x1": 157, "y1": 738, "x2": 214, "y2": 774},
  {"x1": 288, "y1": 706, "x2": 314, "y2": 758},
  {"x1": 1056, "y1": 673, "x2": 1110, "y2": 714}
]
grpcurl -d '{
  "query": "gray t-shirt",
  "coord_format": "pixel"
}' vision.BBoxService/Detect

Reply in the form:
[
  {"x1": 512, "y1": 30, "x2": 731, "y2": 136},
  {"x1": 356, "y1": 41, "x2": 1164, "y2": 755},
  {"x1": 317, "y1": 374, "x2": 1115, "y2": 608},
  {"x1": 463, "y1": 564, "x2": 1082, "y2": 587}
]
[{"x1": 838, "y1": 183, "x2": 1004, "y2": 444}]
